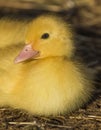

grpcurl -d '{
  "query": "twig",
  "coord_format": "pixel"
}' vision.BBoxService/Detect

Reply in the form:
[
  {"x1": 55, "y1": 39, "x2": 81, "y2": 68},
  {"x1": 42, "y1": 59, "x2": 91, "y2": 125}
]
[
  {"x1": 8, "y1": 121, "x2": 73, "y2": 129},
  {"x1": 8, "y1": 121, "x2": 37, "y2": 125},
  {"x1": 69, "y1": 115, "x2": 101, "y2": 121}
]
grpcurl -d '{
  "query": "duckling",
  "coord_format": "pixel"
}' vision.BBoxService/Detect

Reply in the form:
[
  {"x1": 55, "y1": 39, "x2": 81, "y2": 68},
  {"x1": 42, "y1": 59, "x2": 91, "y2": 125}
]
[{"x1": 0, "y1": 14, "x2": 94, "y2": 116}]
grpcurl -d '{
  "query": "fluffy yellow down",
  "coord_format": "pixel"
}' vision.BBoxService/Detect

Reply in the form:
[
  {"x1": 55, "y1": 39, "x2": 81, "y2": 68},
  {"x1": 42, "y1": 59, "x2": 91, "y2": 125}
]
[{"x1": 0, "y1": 15, "x2": 93, "y2": 116}]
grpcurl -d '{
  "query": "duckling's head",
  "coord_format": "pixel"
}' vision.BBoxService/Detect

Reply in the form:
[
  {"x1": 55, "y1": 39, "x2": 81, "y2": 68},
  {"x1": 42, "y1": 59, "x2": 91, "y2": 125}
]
[{"x1": 15, "y1": 15, "x2": 74, "y2": 63}]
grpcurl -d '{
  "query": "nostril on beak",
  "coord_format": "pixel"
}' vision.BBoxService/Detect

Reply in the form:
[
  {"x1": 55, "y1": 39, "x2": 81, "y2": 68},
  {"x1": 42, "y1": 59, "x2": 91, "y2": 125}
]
[{"x1": 25, "y1": 49, "x2": 28, "y2": 51}]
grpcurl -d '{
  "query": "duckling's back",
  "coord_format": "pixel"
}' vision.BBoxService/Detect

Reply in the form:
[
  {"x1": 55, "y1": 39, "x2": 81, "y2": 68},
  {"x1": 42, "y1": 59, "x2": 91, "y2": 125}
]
[{"x1": 0, "y1": 16, "x2": 29, "y2": 48}]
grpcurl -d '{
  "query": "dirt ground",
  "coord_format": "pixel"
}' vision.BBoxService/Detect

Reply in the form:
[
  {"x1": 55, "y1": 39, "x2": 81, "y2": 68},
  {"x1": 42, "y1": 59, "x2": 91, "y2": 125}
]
[{"x1": 0, "y1": 0, "x2": 101, "y2": 130}]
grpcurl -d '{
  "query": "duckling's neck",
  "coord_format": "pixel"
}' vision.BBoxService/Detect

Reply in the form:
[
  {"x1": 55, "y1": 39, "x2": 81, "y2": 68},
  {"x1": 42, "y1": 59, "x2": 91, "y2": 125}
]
[
  {"x1": 32, "y1": 56, "x2": 71, "y2": 63},
  {"x1": 23, "y1": 56, "x2": 73, "y2": 78},
  {"x1": 22, "y1": 56, "x2": 73, "y2": 73}
]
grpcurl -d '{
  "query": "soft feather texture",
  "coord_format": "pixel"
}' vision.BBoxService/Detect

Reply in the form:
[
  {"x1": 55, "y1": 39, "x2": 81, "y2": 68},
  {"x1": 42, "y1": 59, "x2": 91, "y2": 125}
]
[
  {"x1": 0, "y1": 17, "x2": 28, "y2": 48},
  {"x1": 0, "y1": 15, "x2": 93, "y2": 116}
]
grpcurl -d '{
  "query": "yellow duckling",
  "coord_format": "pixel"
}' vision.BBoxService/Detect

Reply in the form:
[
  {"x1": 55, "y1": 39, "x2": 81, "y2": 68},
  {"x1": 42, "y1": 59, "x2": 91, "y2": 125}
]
[{"x1": 0, "y1": 15, "x2": 93, "y2": 116}]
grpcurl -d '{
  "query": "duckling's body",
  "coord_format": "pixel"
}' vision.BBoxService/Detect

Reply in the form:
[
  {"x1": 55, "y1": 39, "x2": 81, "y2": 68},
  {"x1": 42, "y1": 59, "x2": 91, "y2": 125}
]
[{"x1": 0, "y1": 15, "x2": 93, "y2": 115}]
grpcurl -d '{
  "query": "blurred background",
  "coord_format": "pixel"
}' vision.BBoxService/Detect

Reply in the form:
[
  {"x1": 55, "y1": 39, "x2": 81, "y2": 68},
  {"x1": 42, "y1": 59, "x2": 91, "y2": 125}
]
[{"x1": 0, "y1": 0, "x2": 101, "y2": 130}]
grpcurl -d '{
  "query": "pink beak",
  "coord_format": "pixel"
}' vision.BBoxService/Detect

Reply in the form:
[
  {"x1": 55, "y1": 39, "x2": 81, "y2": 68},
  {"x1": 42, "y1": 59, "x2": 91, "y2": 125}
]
[{"x1": 14, "y1": 44, "x2": 39, "y2": 63}]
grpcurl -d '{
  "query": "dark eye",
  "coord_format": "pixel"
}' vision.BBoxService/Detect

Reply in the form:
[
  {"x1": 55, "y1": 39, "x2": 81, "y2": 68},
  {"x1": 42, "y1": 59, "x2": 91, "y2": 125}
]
[{"x1": 41, "y1": 33, "x2": 49, "y2": 39}]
